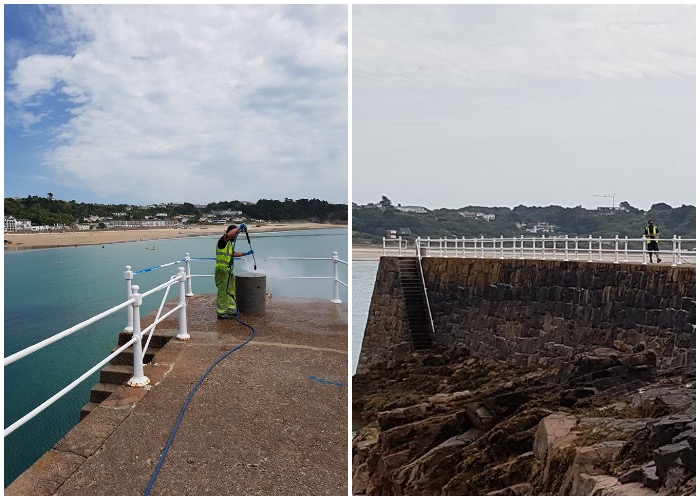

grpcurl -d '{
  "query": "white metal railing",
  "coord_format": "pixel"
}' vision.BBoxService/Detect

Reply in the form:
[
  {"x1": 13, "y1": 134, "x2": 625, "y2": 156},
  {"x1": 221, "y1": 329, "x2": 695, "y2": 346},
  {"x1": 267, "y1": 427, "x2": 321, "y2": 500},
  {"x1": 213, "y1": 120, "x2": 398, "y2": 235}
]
[
  {"x1": 382, "y1": 236, "x2": 409, "y2": 256},
  {"x1": 4, "y1": 267, "x2": 189, "y2": 437},
  {"x1": 258, "y1": 251, "x2": 348, "y2": 304},
  {"x1": 414, "y1": 239, "x2": 435, "y2": 333},
  {"x1": 414, "y1": 235, "x2": 696, "y2": 267},
  {"x1": 6, "y1": 249, "x2": 346, "y2": 438}
]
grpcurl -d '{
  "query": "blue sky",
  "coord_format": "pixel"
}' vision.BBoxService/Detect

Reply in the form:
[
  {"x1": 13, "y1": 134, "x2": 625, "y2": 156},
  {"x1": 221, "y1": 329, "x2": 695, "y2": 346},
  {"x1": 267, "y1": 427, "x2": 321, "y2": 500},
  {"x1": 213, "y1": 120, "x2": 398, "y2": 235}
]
[
  {"x1": 353, "y1": 5, "x2": 695, "y2": 210},
  {"x1": 4, "y1": 5, "x2": 348, "y2": 205}
]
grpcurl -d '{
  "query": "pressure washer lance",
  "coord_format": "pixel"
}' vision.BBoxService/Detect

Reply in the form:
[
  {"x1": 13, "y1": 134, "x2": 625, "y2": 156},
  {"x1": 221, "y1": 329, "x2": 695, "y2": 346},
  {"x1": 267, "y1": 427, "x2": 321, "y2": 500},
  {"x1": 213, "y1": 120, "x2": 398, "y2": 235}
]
[{"x1": 243, "y1": 226, "x2": 257, "y2": 270}]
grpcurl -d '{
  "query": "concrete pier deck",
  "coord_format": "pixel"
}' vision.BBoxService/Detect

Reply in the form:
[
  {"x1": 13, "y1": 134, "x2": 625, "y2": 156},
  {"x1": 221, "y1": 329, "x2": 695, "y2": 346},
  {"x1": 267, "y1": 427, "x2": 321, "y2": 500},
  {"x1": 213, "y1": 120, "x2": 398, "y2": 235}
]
[{"x1": 5, "y1": 295, "x2": 348, "y2": 496}]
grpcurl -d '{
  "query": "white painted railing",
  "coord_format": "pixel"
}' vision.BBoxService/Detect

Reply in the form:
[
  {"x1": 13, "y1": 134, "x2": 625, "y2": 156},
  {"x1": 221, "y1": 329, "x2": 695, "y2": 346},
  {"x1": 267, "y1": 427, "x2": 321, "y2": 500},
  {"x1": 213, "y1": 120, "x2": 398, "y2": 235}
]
[
  {"x1": 258, "y1": 252, "x2": 348, "y2": 304},
  {"x1": 413, "y1": 235, "x2": 696, "y2": 267},
  {"x1": 414, "y1": 239, "x2": 435, "y2": 334},
  {"x1": 382, "y1": 236, "x2": 409, "y2": 256},
  {"x1": 4, "y1": 268, "x2": 189, "y2": 437},
  {"x1": 5, "y1": 249, "x2": 346, "y2": 438}
]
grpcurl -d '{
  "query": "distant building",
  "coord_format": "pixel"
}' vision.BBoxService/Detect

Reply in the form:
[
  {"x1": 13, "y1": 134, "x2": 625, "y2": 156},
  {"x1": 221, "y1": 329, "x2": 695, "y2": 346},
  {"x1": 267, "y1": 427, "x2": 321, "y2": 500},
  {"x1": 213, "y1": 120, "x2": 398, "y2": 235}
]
[
  {"x1": 396, "y1": 205, "x2": 429, "y2": 214},
  {"x1": 4, "y1": 216, "x2": 16, "y2": 232},
  {"x1": 16, "y1": 219, "x2": 33, "y2": 231},
  {"x1": 526, "y1": 222, "x2": 557, "y2": 234},
  {"x1": 460, "y1": 211, "x2": 496, "y2": 221},
  {"x1": 385, "y1": 229, "x2": 398, "y2": 239}
]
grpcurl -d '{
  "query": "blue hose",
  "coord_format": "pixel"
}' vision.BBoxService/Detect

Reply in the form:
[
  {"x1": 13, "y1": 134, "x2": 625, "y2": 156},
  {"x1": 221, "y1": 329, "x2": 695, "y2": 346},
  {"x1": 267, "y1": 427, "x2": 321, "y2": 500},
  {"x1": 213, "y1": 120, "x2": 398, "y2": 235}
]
[{"x1": 143, "y1": 308, "x2": 256, "y2": 496}]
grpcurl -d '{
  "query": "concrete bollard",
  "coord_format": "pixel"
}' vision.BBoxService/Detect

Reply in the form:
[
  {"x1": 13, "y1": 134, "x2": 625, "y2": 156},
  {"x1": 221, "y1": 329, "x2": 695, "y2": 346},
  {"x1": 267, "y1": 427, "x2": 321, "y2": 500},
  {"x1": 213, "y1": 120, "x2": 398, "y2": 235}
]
[{"x1": 235, "y1": 272, "x2": 267, "y2": 315}]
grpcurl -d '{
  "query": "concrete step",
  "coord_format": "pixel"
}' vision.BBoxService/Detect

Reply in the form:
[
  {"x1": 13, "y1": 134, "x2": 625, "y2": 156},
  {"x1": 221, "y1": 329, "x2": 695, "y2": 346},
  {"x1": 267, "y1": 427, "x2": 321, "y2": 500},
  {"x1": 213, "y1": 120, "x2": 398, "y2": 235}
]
[
  {"x1": 80, "y1": 402, "x2": 100, "y2": 420},
  {"x1": 110, "y1": 345, "x2": 159, "y2": 366},
  {"x1": 99, "y1": 365, "x2": 134, "y2": 385},
  {"x1": 118, "y1": 330, "x2": 173, "y2": 348},
  {"x1": 90, "y1": 382, "x2": 122, "y2": 403}
]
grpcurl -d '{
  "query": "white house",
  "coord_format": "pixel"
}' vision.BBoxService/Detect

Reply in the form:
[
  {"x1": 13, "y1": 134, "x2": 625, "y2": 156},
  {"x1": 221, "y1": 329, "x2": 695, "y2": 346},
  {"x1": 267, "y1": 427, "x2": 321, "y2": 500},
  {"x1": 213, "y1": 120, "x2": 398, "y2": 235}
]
[
  {"x1": 396, "y1": 205, "x2": 429, "y2": 214},
  {"x1": 4, "y1": 216, "x2": 17, "y2": 232}
]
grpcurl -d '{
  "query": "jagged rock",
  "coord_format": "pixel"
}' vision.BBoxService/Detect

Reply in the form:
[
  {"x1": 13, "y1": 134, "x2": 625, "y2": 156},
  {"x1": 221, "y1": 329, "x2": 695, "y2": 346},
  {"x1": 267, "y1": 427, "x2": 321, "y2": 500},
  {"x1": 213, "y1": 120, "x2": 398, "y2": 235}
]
[
  {"x1": 377, "y1": 404, "x2": 429, "y2": 430},
  {"x1": 353, "y1": 345, "x2": 695, "y2": 495},
  {"x1": 393, "y1": 429, "x2": 483, "y2": 495},
  {"x1": 641, "y1": 461, "x2": 661, "y2": 489},
  {"x1": 534, "y1": 413, "x2": 578, "y2": 460},
  {"x1": 485, "y1": 482, "x2": 533, "y2": 495},
  {"x1": 647, "y1": 414, "x2": 695, "y2": 446},
  {"x1": 559, "y1": 441, "x2": 627, "y2": 495},
  {"x1": 593, "y1": 479, "x2": 657, "y2": 495},
  {"x1": 654, "y1": 441, "x2": 694, "y2": 482}
]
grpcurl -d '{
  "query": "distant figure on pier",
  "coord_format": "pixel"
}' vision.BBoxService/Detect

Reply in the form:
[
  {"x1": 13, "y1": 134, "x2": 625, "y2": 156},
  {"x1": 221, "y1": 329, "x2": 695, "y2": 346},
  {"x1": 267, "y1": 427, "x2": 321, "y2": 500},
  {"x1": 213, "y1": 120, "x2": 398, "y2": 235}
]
[
  {"x1": 644, "y1": 219, "x2": 661, "y2": 263},
  {"x1": 215, "y1": 224, "x2": 253, "y2": 319}
]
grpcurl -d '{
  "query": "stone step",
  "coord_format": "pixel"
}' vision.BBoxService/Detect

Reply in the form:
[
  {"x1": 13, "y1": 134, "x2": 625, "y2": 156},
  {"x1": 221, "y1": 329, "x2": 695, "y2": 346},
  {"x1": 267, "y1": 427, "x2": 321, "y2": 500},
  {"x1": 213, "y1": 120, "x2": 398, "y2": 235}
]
[
  {"x1": 90, "y1": 382, "x2": 122, "y2": 403},
  {"x1": 110, "y1": 345, "x2": 159, "y2": 366},
  {"x1": 118, "y1": 330, "x2": 173, "y2": 348},
  {"x1": 99, "y1": 364, "x2": 134, "y2": 385},
  {"x1": 80, "y1": 402, "x2": 100, "y2": 420}
]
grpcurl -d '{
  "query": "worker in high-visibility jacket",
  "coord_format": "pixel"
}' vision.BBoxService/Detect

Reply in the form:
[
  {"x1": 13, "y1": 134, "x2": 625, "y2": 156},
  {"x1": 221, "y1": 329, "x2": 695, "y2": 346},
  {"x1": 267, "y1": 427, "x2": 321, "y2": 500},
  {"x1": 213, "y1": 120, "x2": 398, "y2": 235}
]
[
  {"x1": 215, "y1": 224, "x2": 253, "y2": 319},
  {"x1": 643, "y1": 219, "x2": 661, "y2": 263}
]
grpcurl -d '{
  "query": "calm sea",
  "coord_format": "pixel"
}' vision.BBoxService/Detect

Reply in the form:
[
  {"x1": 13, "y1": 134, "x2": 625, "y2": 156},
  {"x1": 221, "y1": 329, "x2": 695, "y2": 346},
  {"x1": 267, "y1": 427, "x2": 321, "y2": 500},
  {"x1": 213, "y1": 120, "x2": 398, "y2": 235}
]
[
  {"x1": 4, "y1": 228, "x2": 347, "y2": 487},
  {"x1": 351, "y1": 260, "x2": 378, "y2": 374}
]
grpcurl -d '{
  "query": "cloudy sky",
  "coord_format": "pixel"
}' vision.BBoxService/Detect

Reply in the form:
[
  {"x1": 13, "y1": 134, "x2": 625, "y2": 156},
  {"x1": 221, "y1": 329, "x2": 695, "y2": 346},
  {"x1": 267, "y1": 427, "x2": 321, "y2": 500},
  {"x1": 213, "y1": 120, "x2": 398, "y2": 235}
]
[
  {"x1": 353, "y1": 5, "x2": 695, "y2": 211},
  {"x1": 5, "y1": 4, "x2": 348, "y2": 205}
]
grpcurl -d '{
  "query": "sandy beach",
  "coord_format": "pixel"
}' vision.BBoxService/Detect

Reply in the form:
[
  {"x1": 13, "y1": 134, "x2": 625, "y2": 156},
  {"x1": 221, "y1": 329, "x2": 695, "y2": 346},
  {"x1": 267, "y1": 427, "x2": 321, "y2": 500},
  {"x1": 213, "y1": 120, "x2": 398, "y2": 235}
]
[{"x1": 4, "y1": 223, "x2": 346, "y2": 251}]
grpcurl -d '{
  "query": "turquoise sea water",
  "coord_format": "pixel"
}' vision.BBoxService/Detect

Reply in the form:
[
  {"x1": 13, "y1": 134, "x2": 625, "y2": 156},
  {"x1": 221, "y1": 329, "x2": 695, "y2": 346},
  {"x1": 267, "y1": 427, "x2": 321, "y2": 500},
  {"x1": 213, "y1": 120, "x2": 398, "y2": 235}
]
[{"x1": 4, "y1": 228, "x2": 348, "y2": 487}]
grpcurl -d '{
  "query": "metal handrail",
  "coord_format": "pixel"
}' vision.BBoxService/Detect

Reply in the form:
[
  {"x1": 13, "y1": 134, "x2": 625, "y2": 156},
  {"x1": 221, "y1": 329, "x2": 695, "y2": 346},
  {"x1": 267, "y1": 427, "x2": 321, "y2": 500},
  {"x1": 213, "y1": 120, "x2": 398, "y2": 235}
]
[
  {"x1": 3, "y1": 268, "x2": 189, "y2": 437},
  {"x1": 413, "y1": 235, "x2": 696, "y2": 267},
  {"x1": 415, "y1": 239, "x2": 435, "y2": 334}
]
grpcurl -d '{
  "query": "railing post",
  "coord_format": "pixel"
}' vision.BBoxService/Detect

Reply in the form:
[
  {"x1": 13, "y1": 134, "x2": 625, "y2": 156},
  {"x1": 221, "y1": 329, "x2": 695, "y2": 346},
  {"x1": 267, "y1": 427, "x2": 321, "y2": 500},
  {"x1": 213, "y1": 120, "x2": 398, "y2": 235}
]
[
  {"x1": 598, "y1": 236, "x2": 603, "y2": 261},
  {"x1": 397, "y1": 236, "x2": 403, "y2": 257},
  {"x1": 176, "y1": 267, "x2": 191, "y2": 340},
  {"x1": 553, "y1": 236, "x2": 558, "y2": 260},
  {"x1": 642, "y1": 237, "x2": 648, "y2": 265},
  {"x1": 614, "y1": 235, "x2": 619, "y2": 264},
  {"x1": 331, "y1": 252, "x2": 342, "y2": 303},
  {"x1": 520, "y1": 235, "x2": 525, "y2": 259},
  {"x1": 672, "y1": 236, "x2": 679, "y2": 267},
  {"x1": 127, "y1": 285, "x2": 150, "y2": 387},
  {"x1": 426, "y1": 237, "x2": 431, "y2": 257},
  {"x1": 624, "y1": 236, "x2": 629, "y2": 262},
  {"x1": 184, "y1": 253, "x2": 194, "y2": 297},
  {"x1": 541, "y1": 235, "x2": 546, "y2": 260},
  {"x1": 574, "y1": 236, "x2": 579, "y2": 260},
  {"x1": 382, "y1": 237, "x2": 387, "y2": 256},
  {"x1": 588, "y1": 235, "x2": 593, "y2": 262},
  {"x1": 462, "y1": 236, "x2": 466, "y2": 258},
  {"x1": 124, "y1": 266, "x2": 134, "y2": 332},
  {"x1": 563, "y1": 235, "x2": 569, "y2": 261},
  {"x1": 480, "y1": 236, "x2": 484, "y2": 258}
]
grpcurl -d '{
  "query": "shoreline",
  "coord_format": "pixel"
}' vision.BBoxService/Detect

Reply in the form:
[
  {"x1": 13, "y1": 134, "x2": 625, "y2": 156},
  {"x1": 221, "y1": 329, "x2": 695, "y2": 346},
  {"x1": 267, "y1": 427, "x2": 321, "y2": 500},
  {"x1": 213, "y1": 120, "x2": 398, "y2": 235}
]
[{"x1": 4, "y1": 223, "x2": 346, "y2": 252}]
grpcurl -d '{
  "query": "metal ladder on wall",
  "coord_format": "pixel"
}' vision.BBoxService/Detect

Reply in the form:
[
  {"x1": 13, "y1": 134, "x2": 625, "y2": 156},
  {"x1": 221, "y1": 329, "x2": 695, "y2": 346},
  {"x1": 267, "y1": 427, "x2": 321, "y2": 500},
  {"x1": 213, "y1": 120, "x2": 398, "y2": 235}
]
[{"x1": 397, "y1": 257, "x2": 434, "y2": 350}]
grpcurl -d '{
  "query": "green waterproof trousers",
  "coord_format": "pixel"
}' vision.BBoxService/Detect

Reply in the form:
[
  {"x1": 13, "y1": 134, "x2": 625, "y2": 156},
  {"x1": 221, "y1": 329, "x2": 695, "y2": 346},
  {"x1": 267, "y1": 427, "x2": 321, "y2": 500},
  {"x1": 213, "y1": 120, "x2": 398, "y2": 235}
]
[{"x1": 215, "y1": 267, "x2": 237, "y2": 316}]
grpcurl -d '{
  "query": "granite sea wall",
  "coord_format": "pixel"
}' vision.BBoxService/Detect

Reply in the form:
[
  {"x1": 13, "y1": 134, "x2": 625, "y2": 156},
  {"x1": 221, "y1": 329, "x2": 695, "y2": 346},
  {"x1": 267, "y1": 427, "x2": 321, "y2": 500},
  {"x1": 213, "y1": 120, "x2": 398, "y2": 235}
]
[{"x1": 357, "y1": 258, "x2": 695, "y2": 373}]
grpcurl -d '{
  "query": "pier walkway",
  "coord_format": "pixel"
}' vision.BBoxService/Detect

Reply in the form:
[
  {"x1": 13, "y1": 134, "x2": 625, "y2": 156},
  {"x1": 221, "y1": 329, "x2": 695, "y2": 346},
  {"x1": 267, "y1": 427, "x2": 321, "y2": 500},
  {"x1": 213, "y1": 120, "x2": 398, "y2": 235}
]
[{"x1": 6, "y1": 295, "x2": 348, "y2": 496}]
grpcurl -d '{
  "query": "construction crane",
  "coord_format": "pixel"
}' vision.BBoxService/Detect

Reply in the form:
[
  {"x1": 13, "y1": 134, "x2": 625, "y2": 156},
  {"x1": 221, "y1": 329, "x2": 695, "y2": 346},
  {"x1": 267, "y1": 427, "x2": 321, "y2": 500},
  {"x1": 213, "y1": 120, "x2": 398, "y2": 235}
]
[{"x1": 591, "y1": 193, "x2": 616, "y2": 210}]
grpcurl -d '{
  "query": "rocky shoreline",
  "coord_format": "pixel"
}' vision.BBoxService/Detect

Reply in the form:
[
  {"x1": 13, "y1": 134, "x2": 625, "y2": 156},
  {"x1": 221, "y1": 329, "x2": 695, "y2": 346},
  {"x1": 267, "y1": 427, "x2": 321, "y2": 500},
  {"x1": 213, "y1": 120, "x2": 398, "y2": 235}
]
[{"x1": 352, "y1": 344, "x2": 695, "y2": 495}]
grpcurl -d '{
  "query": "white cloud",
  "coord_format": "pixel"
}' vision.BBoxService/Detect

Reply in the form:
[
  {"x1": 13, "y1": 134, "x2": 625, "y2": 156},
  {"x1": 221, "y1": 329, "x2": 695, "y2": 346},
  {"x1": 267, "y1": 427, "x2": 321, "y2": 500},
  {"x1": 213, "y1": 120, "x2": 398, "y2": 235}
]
[
  {"x1": 353, "y1": 5, "x2": 695, "y2": 91},
  {"x1": 352, "y1": 5, "x2": 695, "y2": 210},
  {"x1": 7, "y1": 5, "x2": 348, "y2": 204}
]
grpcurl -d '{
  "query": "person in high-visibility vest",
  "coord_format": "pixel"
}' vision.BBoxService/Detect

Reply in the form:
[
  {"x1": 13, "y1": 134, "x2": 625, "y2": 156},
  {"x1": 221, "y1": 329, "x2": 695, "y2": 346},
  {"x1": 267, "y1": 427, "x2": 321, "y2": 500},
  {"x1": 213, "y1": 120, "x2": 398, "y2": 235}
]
[
  {"x1": 643, "y1": 219, "x2": 661, "y2": 263},
  {"x1": 215, "y1": 223, "x2": 253, "y2": 319}
]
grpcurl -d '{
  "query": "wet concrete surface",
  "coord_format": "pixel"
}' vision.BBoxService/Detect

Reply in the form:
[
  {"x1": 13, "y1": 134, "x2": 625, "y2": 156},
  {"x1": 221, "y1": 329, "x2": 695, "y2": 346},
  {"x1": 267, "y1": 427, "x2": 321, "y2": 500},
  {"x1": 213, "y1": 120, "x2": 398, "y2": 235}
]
[{"x1": 5, "y1": 295, "x2": 348, "y2": 496}]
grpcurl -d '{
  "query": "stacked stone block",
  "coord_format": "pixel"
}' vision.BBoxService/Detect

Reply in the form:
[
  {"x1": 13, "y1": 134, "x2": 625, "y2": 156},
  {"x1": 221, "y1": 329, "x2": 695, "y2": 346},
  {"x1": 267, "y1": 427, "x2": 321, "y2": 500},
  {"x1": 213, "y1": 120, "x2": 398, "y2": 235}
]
[
  {"x1": 421, "y1": 258, "x2": 695, "y2": 368},
  {"x1": 356, "y1": 257, "x2": 695, "y2": 374}
]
